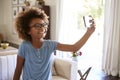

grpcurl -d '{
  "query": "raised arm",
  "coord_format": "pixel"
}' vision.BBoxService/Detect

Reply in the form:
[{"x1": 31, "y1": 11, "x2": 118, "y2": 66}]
[{"x1": 56, "y1": 22, "x2": 95, "y2": 52}]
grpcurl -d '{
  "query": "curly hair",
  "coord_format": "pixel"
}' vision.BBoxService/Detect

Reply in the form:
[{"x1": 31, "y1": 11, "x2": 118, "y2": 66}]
[{"x1": 15, "y1": 7, "x2": 49, "y2": 41}]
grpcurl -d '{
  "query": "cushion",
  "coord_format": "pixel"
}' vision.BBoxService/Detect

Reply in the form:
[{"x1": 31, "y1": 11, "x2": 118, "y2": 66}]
[
  {"x1": 52, "y1": 76, "x2": 68, "y2": 80},
  {"x1": 54, "y1": 58, "x2": 71, "y2": 79},
  {"x1": 52, "y1": 61, "x2": 57, "y2": 76}
]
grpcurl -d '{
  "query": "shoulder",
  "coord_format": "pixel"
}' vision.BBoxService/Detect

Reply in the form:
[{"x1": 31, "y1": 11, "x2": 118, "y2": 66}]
[
  {"x1": 20, "y1": 41, "x2": 30, "y2": 46},
  {"x1": 19, "y1": 41, "x2": 31, "y2": 49},
  {"x1": 43, "y1": 39, "x2": 57, "y2": 43},
  {"x1": 18, "y1": 41, "x2": 32, "y2": 58},
  {"x1": 43, "y1": 40, "x2": 58, "y2": 49},
  {"x1": 44, "y1": 40, "x2": 58, "y2": 45}
]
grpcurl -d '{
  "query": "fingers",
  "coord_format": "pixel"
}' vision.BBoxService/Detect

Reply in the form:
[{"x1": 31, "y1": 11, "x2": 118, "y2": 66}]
[
  {"x1": 91, "y1": 18, "x2": 95, "y2": 27},
  {"x1": 88, "y1": 15, "x2": 95, "y2": 27},
  {"x1": 87, "y1": 15, "x2": 96, "y2": 33}
]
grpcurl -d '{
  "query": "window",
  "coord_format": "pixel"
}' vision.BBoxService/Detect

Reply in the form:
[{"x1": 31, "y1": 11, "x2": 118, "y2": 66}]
[{"x1": 57, "y1": 0, "x2": 104, "y2": 58}]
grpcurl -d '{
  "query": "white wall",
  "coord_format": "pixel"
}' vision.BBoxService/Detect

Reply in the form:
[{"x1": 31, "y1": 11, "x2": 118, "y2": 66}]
[
  {"x1": 0, "y1": 0, "x2": 57, "y2": 45},
  {"x1": 0, "y1": 0, "x2": 4, "y2": 37}
]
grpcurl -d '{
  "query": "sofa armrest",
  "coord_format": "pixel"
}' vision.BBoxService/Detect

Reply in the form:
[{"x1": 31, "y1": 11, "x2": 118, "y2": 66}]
[{"x1": 54, "y1": 57, "x2": 78, "y2": 80}]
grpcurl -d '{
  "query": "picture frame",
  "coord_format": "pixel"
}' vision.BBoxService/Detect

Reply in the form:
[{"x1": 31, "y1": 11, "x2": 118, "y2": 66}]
[
  {"x1": 12, "y1": 7, "x2": 18, "y2": 34},
  {"x1": 12, "y1": 0, "x2": 18, "y2": 5},
  {"x1": 12, "y1": 0, "x2": 25, "y2": 34},
  {"x1": 19, "y1": 0, "x2": 25, "y2": 4},
  {"x1": 12, "y1": 7, "x2": 18, "y2": 19}
]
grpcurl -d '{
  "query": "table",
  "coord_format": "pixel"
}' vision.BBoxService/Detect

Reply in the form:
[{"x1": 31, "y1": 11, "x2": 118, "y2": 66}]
[
  {"x1": 0, "y1": 46, "x2": 18, "y2": 80},
  {"x1": 0, "y1": 46, "x2": 18, "y2": 56}
]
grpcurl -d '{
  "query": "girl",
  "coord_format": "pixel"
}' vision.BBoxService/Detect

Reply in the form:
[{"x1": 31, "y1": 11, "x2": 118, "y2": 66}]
[{"x1": 13, "y1": 7, "x2": 95, "y2": 80}]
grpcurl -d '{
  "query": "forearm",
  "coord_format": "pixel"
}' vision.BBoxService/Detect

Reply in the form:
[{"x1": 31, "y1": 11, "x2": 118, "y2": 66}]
[
  {"x1": 13, "y1": 55, "x2": 24, "y2": 80},
  {"x1": 73, "y1": 24, "x2": 95, "y2": 52},
  {"x1": 57, "y1": 31, "x2": 93, "y2": 52},
  {"x1": 13, "y1": 68, "x2": 22, "y2": 80},
  {"x1": 57, "y1": 19, "x2": 95, "y2": 52},
  {"x1": 73, "y1": 31, "x2": 92, "y2": 51}
]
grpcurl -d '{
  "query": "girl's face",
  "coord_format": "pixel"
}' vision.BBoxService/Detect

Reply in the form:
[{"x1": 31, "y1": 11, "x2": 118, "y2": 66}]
[{"x1": 28, "y1": 18, "x2": 48, "y2": 40}]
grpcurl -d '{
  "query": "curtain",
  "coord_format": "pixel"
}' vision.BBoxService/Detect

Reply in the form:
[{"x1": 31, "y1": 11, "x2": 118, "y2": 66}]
[
  {"x1": 55, "y1": 0, "x2": 79, "y2": 58},
  {"x1": 55, "y1": 0, "x2": 63, "y2": 41},
  {"x1": 102, "y1": 0, "x2": 120, "y2": 77},
  {"x1": 56, "y1": 0, "x2": 78, "y2": 43}
]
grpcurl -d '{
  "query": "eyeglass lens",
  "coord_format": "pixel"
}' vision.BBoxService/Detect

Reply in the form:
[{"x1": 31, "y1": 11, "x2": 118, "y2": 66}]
[{"x1": 31, "y1": 23, "x2": 48, "y2": 29}]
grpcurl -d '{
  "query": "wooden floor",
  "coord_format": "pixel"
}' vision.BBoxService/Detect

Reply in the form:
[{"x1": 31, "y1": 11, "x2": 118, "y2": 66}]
[
  {"x1": 82, "y1": 67, "x2": 120, "y2": 80},
  {"x1": 103, "y1": 76, "x2": 120, "y2": 80},
  {"x1": 77, "y1": 53, "x2": 120, "y2": 80}
]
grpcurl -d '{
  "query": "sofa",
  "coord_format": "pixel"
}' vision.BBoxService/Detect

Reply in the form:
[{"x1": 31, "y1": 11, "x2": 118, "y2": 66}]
[{"x1": 52, "y1": 57, "x2": 78, "y2": 80}]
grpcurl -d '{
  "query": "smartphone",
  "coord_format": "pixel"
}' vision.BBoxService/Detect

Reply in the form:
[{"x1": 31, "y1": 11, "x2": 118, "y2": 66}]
[{"x1": 83, "y1": 15, "x2": 93, "y2": 27}]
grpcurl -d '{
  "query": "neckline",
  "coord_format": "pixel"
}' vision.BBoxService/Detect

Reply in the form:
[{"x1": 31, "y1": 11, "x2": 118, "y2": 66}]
[{"x1": 29, "y1": 40, "x2": 45, "y2": 50}]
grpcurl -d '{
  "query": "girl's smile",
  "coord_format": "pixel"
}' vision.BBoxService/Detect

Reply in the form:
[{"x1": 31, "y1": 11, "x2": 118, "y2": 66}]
[{"x1": 28, "y1": 18, "x2": 48, "y2": 40}]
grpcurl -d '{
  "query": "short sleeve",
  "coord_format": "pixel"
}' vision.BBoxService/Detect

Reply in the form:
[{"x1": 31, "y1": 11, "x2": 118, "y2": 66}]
[
  {"x1": 43, "y1": 40, "x2": 58, "y2": 55},
  {"x1": 49, "y1": 40, "x2": 58, "y2": 51},
  {"x1": 48, "y1": 40, "x2": 58, "y2": 51},
  {"x1": 18, "y1": 41, "x2": 26, "y2": 58}
]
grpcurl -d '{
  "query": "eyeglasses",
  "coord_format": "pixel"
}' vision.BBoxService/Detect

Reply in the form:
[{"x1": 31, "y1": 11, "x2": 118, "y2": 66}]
[{"x1": 30, "y1": 23, "x2": 48, "y2": 29}]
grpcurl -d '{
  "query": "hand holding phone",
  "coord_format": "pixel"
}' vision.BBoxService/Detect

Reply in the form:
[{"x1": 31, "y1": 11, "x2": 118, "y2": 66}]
[{"x1": 83, "y1": 15, "x2": 93, "y2": 27}]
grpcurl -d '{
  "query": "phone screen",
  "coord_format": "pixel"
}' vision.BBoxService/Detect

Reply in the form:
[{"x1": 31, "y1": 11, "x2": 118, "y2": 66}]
[{"x1": 83, "y1": 15, "x2": 93, "y2": 27}]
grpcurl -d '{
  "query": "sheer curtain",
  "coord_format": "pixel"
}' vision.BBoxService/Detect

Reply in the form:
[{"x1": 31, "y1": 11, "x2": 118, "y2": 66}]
[
  {"x1": 55, "y1": 0, "x2": 80, "y2": 58},
  {"x1": 102, "y1": 0, "x2": 120, "y2": 77}
]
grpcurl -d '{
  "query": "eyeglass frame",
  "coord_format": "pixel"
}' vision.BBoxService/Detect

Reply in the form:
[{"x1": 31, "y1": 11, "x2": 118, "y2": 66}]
[{"x1": 29, "y1": 22, "x2": 49, "y2": 30}]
